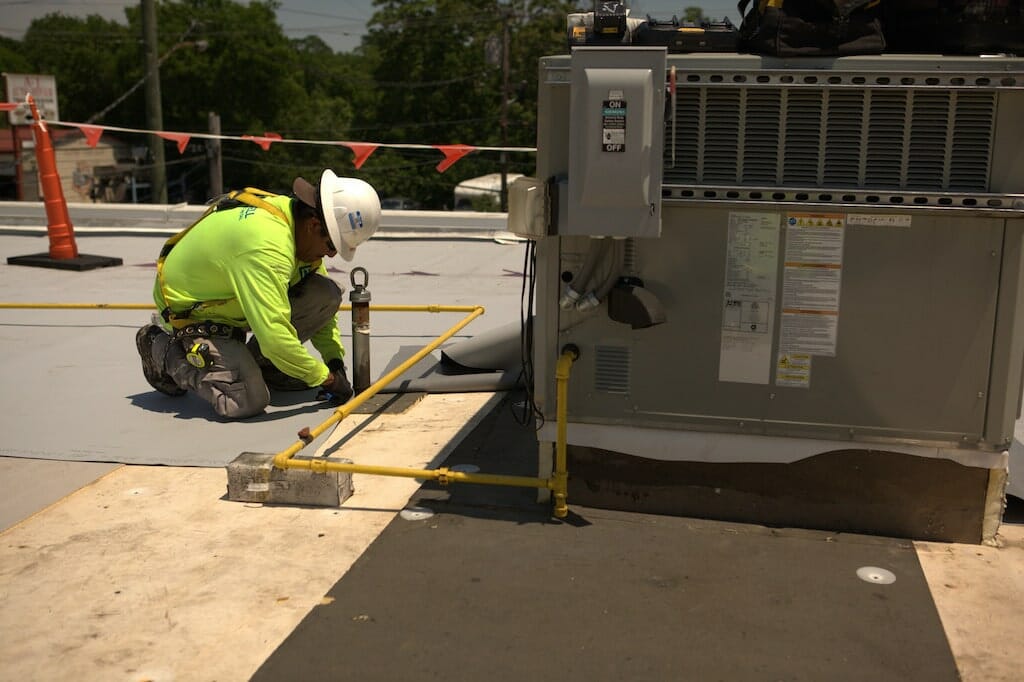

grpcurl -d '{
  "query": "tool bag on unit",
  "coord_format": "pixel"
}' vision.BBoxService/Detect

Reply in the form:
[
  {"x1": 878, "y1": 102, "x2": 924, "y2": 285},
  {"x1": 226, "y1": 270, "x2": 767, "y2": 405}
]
[
  {"x1": 881, "y1": 0, "x2": 1023, "y2": 55},
  {"x1": 736, "y1": 0, "x2": 886, "y2": 57},
  {"x1": 633, "y1": 17, "x2": 740, "y2": 52}
]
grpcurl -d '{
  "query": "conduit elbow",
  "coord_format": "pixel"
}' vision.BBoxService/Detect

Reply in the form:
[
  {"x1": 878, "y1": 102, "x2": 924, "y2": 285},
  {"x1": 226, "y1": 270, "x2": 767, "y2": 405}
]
[
  {"x1": 559, "y1": 285, "x2": 582, "y2": 310},
  {"x1": 575, "y1": 292, "x2": 600, "y2": 312}
]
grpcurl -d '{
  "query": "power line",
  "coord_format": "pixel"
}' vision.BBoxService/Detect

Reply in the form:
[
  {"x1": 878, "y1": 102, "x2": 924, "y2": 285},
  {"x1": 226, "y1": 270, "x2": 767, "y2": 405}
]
[
  {"x1": 0, "y1": 1, "x2": 128, "y2": 5},
  {"x1": 85, "y1": 38, "x2": 207, "y2": 124},
  {"x1": 276, "y1": 8, "x2": 368, "y2": 22}
]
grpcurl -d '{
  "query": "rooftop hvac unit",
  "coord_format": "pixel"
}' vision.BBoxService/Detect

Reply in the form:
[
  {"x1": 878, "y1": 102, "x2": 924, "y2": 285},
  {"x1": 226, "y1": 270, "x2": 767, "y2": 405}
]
[{"x1": 513, "y1": 50, "x2": 1024, "y2": 541}]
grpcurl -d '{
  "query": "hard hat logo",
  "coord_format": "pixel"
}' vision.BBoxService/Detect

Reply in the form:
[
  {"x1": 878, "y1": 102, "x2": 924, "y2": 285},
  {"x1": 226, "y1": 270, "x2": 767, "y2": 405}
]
[
  {"x1": 348, "y1": 211, "x2": 363, "y2": 231},
  {"x1": 315, "y1": 170, "x2": 382, "y2": 262}
]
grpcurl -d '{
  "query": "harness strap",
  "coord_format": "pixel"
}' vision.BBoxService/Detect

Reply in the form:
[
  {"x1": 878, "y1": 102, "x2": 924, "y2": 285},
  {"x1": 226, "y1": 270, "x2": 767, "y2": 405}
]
[
  {"x1": 157, "y1": 188, "x2": 290, "y2": 328},
  {"x1": 172, "y1": 320, "x2": 247, "y2": 342}
]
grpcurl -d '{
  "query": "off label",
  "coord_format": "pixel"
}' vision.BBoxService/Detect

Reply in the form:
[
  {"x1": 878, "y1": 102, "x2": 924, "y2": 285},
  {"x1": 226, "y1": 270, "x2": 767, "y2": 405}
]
[{"x1": 602, "y1": 99, "x2": 626, "y2": 152}]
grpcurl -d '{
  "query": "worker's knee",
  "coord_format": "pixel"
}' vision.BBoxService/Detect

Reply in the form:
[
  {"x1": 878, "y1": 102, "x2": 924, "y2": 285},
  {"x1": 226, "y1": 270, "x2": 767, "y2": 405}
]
[
  {"x1": 289, "y1": 273, "x2": 344, "y2": 336},
  {"x1": 311, "y1": 272, "x2": 344, "y2": 307},
  {"x1": 213, "y1": 381, "x2": 270, "y2": 420},
  {"x1": 298, "y1": 272, "x2": 341, "y2": 305}
]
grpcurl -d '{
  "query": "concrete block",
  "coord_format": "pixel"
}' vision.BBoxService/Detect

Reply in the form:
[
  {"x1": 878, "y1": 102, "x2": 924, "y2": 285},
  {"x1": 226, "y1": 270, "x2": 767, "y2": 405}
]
[{"x1": 226, "y1": 452, "x2": 354, "y2": 507}]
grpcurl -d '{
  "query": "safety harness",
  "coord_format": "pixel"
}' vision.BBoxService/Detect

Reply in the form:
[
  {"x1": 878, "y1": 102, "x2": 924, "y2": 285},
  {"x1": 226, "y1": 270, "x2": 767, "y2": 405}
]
[{"x1": 156, "y1": 188, "x2": 289, "y2": 329}]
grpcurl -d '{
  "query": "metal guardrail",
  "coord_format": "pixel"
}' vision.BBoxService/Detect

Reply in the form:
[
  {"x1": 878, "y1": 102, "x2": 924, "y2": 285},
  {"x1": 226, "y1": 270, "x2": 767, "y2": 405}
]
[{"x1": 0, "y1": 201, "x2": 519, "y2": 241}]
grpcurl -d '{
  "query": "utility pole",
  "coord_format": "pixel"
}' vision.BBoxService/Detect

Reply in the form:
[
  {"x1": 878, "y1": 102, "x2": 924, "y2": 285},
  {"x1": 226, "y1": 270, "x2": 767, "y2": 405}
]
[
  {"x1": 142, "y1": 0, "x2": 167, "y2": 204},
  {"x1": 499, "y1": 7, "x2": 511, "y2": 212},
  {"x1": 207, "y1": 112, "x2": 222, "y2": 198}
]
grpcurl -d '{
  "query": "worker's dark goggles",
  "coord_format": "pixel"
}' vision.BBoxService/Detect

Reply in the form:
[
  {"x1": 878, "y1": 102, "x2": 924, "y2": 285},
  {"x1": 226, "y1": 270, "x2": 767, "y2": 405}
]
[
  {"x1": 320, "y1": 224, "x2": 336, "y2": 252},
  {"x1": 313, "y1": 188, "x2": 335, "y2": 252}
]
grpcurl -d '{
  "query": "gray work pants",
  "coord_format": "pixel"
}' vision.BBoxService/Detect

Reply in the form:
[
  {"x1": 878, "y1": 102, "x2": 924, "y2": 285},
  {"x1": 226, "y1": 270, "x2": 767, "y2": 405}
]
[{"x1": 161, "y1": 273, "x2": 343, "y2": 419}]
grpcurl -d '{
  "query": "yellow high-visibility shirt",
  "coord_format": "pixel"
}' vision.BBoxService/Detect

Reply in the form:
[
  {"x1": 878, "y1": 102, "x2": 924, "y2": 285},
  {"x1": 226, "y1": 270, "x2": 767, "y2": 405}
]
[{"x1": 153, "y1": 194, "x2": 341, "y2": 387}]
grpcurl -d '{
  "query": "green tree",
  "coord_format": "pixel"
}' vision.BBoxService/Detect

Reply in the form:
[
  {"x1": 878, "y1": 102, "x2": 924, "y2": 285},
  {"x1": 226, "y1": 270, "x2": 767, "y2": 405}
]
[
  {"x1": 5, "y1": 0, "x2": 578, "y2": 208},
  {"x1": 12, "y1": 1, "x2": 363, "y2": 200},
  {"x1": 355, "y1": 0, "x2": 579, "y2": 208},
  {"x1": 19, "y1": 14, "x2": 137, "y2": 124},
  {"x1": 0, "y1": 36, "x2": 35, "y2": 74},
  {"x1": 133, "y1": 0, "x2": 355, "y2": 195},
  {"x1": 683, "y1": 6, "x2": 706, "y2": 23}
]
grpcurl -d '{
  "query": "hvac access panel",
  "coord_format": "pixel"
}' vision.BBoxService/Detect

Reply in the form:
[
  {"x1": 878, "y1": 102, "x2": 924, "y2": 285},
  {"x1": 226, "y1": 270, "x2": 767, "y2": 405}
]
[
  {"x1": 534, "y1": 52, "x2": 1024, "y2": 452},
  {"x1": 566, "y1": 47, "x2": 665, "y2": 238},
  {"x1": 557, "y1": 207, "x2": 1019, "y2": 449}
]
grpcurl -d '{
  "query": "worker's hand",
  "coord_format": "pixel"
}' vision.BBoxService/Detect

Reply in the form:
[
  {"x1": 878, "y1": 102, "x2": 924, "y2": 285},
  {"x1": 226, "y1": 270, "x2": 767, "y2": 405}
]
[{"x1": 316, "y1": 360, "x2": 353, "y2": 404}]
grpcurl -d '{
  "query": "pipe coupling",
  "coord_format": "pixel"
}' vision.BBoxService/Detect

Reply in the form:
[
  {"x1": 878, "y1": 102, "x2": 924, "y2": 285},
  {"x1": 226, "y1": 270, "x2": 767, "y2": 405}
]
[
  {"x1": 575, "y1": 292, "x2": 600, "y2": 312},
  {"x1": 558, "y1": 285, "x2": 581, "y2": 310}
]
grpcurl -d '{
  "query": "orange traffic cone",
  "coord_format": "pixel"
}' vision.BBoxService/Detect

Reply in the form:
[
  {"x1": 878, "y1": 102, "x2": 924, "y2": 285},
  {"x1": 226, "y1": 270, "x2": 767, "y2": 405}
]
[{"x1": 7, "y1": 95, "x2": 122, "y2": 271}]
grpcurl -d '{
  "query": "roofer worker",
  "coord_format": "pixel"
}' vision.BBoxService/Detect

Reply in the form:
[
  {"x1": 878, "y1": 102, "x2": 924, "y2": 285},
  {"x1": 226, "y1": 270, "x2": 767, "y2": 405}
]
[{"x1": 135, "y1": 170, "x2": 381, "y2": 419}]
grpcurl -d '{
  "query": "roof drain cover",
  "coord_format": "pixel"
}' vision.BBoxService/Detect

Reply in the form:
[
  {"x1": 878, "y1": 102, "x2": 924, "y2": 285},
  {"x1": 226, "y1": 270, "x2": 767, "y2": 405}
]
[
  {"x1": 450, "y1": 463, "x2": 481, "y2": 473},
  {"x1": 856, "y1": 566, "x2": 896, "y2": 585},
  {"x1": 400, "y1": 506, "x2": 434, "y2": 521}
]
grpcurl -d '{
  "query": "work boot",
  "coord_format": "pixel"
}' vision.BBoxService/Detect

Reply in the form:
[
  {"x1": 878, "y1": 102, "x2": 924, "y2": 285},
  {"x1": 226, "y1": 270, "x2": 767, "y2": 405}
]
[
  {"x1": 260, "y1": 364, "x2": 311, "y2": 392},
  {"x1": 246, "y1": 337, "x2": 310, "y2": 391},
  {"x1": 135, "y1": 324, "x2": 186, "y2": 396}
]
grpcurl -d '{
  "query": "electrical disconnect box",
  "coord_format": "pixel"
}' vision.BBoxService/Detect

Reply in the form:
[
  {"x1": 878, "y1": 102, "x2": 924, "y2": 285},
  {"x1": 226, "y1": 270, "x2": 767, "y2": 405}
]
[{"x1": 566, "y1": 48, "x2": 665, "y2": 237}]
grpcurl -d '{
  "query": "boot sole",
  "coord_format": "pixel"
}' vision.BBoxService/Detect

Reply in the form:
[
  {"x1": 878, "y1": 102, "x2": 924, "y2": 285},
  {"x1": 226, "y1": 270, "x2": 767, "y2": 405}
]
[{"x1": 136, "y1": 326, "x2": 187, "y2": 397}]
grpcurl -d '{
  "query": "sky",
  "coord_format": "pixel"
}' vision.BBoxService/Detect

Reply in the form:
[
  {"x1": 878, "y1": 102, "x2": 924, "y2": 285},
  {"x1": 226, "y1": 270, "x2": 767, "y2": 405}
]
[{"x1": 0, "y1": 1, "x2": 742, "y2": 54}]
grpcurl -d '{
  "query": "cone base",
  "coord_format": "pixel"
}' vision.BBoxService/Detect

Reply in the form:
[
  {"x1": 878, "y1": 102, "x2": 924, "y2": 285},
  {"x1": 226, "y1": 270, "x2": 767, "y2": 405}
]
[{"x1": 8, "y1": 253, "x2": 123, "y2": 271}]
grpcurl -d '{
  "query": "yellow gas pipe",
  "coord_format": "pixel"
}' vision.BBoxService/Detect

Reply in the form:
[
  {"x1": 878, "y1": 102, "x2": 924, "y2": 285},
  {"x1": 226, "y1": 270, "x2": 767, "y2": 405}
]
[
  {"x1": 271, "y1": 306, "x2": 486, "y2": 468},
  {"x1": 2, "y1": 301, "x2": 581, "y2": 517},
  {"x1": 0, "y1": 303, "x2": 481, "y2": 313},
  {"x1": 0, "y1": 302, "x2": 156, "y2": 310},
  {"x1": 552, "y1": 345, "x2": 579, "y2": 517},
  {"x1": 275, "y1": 344, "x2": 580, "y2": 519}
]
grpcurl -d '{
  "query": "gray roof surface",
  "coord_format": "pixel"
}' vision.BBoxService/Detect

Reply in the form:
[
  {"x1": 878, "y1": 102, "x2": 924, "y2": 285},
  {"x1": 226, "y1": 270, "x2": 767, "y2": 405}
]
[
  {"x1": 0, "y1": 218, "x2": 1022, "y2": 682},
  {"x1": 0, "y1": 232, "x2": 526, "y2": 466}
]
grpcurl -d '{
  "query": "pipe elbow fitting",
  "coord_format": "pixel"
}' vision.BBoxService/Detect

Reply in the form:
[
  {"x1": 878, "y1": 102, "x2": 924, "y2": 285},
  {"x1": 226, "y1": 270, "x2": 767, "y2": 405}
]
[
  {"x1": 559, "y1": 285, "x2": 582, "y2": 311},
  {"x1": 575, "y1": 292, "x2": 600, "y2": 312}
]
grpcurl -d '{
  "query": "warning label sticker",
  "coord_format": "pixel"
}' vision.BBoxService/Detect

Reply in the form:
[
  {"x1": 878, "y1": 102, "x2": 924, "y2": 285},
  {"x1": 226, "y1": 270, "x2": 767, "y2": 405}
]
[
  {"x1": 780, "y1": 213, "x2": 845, "y2": 357},
  {"x1": 776, "y1": 352, "x2": 811, "y2": 388}
]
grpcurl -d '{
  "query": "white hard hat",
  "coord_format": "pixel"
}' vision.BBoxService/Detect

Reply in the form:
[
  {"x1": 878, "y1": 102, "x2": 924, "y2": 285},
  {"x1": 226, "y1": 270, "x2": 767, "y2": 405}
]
[
  {"x1": 319, "y1": 170, "x2": 381, "y2": 261},
  {"x1": 294, "y1": 170, "x2": 380, "y2": 261}
]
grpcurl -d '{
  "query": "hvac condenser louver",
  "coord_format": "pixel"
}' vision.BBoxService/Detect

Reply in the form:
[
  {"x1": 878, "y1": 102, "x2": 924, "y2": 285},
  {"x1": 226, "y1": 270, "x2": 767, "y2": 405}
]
[
  {"x1": 594, "y1": 346, "x2": 631, "y2": 395},
  {"x1": 663, "y1": 72, "x2": 1004, "y2": 195}
]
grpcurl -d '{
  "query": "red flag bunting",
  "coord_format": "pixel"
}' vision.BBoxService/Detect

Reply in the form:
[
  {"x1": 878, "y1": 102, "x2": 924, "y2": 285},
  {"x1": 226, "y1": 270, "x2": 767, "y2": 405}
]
[
  {"x1": 242, "y1": 132, "x2": 282, "y2": 151},
  {"x1": 158, "y1": 132, "x2": 191, "y2": 154},
  {"x1": 30, "y1": 117, "x2": 521, "y2": 175},
  {"x1": 79, "y1": 125, "x2": 103, "y2": 148},
  {"x1": 341, "y1": 143, "x2": 378, "y2": 169},
  {"x1": 433, "y1": 144, "x2": 476, "y2": 172}
]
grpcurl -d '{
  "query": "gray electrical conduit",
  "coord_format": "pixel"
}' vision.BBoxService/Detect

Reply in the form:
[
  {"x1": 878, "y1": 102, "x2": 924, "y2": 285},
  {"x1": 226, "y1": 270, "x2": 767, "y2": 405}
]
[
  {"x1": 380, "y1": 239, "x2": 627, "y2": 394},
  {"x1": 559, "y1": 237, "x2": 609, "y2": 309},
  {"x1": 575, "y1": 237, "x2": 610, "y2": 293},
  {"x1": 380, "y1": 321, "x2": 524, "y2": 394},
  {"x1": 597, "y1": 240, "x2": 626, "y2": 300},
  {"x1": 577, "y1": 238, "x2": 625, "y2": 311}
]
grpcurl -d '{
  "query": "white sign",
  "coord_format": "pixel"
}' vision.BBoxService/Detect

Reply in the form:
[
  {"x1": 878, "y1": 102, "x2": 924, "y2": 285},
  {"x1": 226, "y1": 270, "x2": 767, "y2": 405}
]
[
  {"x1": 846, "y1": 213, "x2": 912, "y2": 228},
  {"x1": 4, "y1": 73, "x2": 59, "y2": 126},
  {"x1": 719, "y1": 212, "x2": 780, "y2": 385}
]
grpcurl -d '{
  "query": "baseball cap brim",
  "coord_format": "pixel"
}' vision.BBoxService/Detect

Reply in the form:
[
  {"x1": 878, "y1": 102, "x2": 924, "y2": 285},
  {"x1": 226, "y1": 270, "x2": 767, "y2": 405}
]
[
  {"x1": 292, "y1": 176, "x2": 318, "y2": 208},
  {"x1": 296, "y1": 174, "x2": 352, "y2": 257}
]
